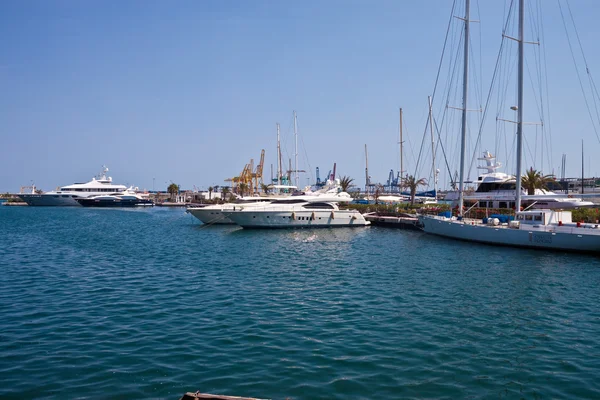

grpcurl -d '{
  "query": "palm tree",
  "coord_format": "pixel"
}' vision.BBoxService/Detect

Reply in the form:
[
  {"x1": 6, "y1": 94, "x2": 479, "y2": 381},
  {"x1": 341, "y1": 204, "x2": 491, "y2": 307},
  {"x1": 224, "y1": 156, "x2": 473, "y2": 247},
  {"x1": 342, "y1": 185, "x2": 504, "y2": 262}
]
[
  {"x1": 373, "y1": 184, "x2": 384, "y2": 204},
  {"x1": 167, "y1": 183, "x2": 179, "y2": 201},
  {"x1": 261, "y1": 183, "x2": 270, "y2": 194},
  {"x1": 521, "y1": 167, "x2": 555, "y2": 195},
  {"x1": 339, "y1": 176, "x2": 354, "y2": 192},
  {"x1": 221, "y1": 186, "x2": 230, "y2": 201},
  {"x1": 402, "y1": 175, "x2": 427, "y2": 206},
  {"x1": 238, "y1": 183, "x2": 249, "y2": 197},
  {"x1": 208, "y1": 186, "x2": 213, "y2": 200}
]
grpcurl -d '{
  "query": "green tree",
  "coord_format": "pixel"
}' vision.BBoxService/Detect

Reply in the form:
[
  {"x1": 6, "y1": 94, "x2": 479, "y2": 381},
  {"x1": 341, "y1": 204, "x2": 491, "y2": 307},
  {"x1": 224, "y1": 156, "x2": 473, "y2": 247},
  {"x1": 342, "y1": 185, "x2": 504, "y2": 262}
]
[
  {"x1": 339, "y1": 176, "x2": 354, "y2": 192},
  {"x1": 208, "y1": 186, "x2": 213, "y2": 200},
  {"x1": 261, "y1": 183, "x2": 271, "y2": 194},
  {"x1": 521, "y1": 167, "x2": 555, "y2": 195},
  {"x1": 238, "y1": 183, "x2": 249, "y2": 197},
  {"x1": 221, "y1": 186, "x2": 230, "y2": 201},
  {"x1": 402, "y1": 175, "x2": 427, "y2": 206},
  {"x1": 167, "y1": 183, "x2": 179, "y2": 201}
]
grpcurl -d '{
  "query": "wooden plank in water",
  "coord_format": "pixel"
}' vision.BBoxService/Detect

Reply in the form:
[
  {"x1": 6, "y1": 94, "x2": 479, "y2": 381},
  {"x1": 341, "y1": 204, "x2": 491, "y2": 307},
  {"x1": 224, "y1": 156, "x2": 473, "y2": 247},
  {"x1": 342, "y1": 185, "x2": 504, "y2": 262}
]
[{"x1": 180, "y1": 392, "x2": 270, "y2": 400}]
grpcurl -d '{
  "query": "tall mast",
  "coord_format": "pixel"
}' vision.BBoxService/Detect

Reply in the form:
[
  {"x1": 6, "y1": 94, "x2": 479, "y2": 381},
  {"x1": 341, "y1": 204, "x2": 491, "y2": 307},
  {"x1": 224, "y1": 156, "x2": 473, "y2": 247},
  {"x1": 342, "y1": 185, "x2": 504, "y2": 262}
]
[
  {"x1": 515, "y1": 0, "x2": 525, "y2": 211},
  {"x1": 276, "y1": 123, "x2": 282, "y2": 187},
  {"x1": 294, "y1": 111, "x2": 298, "y2": 187},
  {"x1": 365, "y1": 144, "x2": 370, "y2": 193},
  {"x1": 582, "y1": 139, "x2": 585, "y2": 194},
  {"x1": 428, "y1": 96, "x2": 437, "y2": 199},
  {"x1": 458, "y1": 0, "x2": 470, "y2": 216},
  {"x1": 399, "y1": 108, "x2": 404, "y2": 185}
]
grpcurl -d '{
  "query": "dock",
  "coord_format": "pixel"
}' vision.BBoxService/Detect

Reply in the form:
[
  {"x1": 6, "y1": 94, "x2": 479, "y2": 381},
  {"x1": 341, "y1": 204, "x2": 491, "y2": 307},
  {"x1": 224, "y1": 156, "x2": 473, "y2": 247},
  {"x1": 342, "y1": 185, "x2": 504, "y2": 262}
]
[{"x1": 363, "y1": 212, "x2": 422, "y2": 230}]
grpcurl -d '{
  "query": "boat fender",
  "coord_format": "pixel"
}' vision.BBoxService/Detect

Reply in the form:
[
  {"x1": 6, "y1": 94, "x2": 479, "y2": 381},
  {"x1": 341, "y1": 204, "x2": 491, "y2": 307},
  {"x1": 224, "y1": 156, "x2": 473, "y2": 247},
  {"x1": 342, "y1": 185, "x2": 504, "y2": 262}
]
[
  {"x1": 291, "y1": 212, "x2": 296, "y2": 220},
  {"x1": 330, "y1": 211, "x2": 335, "y2": 219},
  {"x1": 311, "y1": 212, "x2": 316, "y2": 220}
]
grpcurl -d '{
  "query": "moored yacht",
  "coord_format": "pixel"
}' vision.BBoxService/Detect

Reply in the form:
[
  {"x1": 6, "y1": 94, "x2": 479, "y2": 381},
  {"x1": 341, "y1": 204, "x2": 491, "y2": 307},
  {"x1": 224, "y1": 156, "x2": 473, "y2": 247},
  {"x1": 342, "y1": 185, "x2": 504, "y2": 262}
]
[
  {"x1": 186, "y1": 197, "x2": 276, "y2": 225},
  {"x1": 19, "y1": 166, "x2": 129, "y2": 206},
  {"x1": 444, "y1": 151, "x2": 594, "y2": 210},
  {"x1": 224, "y1": 193, "x2": 370, "y2": 229},
  {"x1": 76, "y1": 187, "x2": 153, "y2": 207}
]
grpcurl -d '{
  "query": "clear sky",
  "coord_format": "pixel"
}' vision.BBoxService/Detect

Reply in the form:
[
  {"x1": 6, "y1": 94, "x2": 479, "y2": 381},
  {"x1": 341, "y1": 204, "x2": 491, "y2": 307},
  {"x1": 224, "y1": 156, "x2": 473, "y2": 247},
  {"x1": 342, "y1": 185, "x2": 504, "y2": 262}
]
[{"x1": 1, "y1": 0, "x2": 599, "y2": 193}]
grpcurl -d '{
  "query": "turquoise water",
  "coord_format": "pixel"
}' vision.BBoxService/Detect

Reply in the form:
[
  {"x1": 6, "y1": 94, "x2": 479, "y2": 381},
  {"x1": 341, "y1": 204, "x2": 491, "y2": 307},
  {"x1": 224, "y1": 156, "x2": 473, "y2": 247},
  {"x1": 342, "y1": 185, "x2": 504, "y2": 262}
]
[{"x1": 1, "y1": 206, "x2": 600, "y2": 399}]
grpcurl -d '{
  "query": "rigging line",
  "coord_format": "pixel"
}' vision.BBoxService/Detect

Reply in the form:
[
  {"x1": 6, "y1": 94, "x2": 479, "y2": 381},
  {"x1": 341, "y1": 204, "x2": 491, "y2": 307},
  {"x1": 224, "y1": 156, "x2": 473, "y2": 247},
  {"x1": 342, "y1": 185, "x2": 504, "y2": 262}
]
[
  {"x1": 434, "y1": 29, "x2": 464, "y2": 182},
  {"x1": 433, "y1": 115, "x2": 455, "y2": 188},
  {"x1": 557, "y1": 0, "x2": 600, "y2": 144},
  {"x1": 565, "y1": 0, "x2": 600, "y2": 129},
  {"x1": 534, "y1": 0, "x2": 550, "y2": 172},
  {"x1": 299, "y1": 136, "x2": 313, "y2": 183},
  {"x1": 467, "y1": 0, "x2": 515, "y2": 179},
  {"x1": 430, "y1": 0, "x2": 457, "y2": 103},
  {"x1": 413, "y1": 112, "x2": 430, "y2": 180}
]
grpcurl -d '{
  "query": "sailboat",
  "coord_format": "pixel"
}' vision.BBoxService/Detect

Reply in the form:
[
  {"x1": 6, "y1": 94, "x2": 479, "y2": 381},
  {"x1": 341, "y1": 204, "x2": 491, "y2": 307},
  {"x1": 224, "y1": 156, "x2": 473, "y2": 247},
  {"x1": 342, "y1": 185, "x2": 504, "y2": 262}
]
[{"x1": 418, "y1": 0, "x2": 600, "y2": 253}]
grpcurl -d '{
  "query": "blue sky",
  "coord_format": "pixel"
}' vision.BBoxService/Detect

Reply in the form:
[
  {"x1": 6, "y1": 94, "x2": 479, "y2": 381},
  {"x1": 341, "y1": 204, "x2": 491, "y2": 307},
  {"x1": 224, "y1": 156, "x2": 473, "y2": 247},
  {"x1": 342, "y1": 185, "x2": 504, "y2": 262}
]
[{"x1": 1, "y1": 0, "x2": 599, "y2": 193}]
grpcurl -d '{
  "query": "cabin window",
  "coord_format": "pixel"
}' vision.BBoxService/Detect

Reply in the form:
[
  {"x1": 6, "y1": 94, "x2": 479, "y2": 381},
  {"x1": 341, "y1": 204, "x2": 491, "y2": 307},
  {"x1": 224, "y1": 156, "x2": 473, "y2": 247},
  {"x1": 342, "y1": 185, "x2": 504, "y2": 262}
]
[
  {"x1": 518, "y1": 215, "x2": 524, "y2": 220},
  {"x1": 499, "y1": 201, "x2": 508, "y2": 208},
  {"x1": 534, "y1": 215, "x2": 542, "y2": 221},
  {"x1": 526, "y1": 215, "x2": 533, "y2": 221}
]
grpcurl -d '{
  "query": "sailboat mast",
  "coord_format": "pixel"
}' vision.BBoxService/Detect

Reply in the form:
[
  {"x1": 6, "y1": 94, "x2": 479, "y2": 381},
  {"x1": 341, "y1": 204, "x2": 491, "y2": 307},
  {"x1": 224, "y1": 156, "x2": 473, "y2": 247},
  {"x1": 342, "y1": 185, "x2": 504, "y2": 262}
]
[
  {"x1": 365, "y1": 144, "x2": 370, "y2": 193},
  {"x1": 428, "y1": 96, "x2": 437, "y2": 198},
  {"x1": 399, "y1": 108, "x2": 404, "y2": 186},
  {"x1": 277, "y1": 123, "x2": 282, "y2": 187},
  {"x1": 294, "y1": 111, "x2": 298, "y2": 187},
  {"x1": 458, "y1": 0, "x2": 470, "y2": 216},
  {"x1": 515, "y1": 0, "x2": 525, "y2": 211},
  {"x1": 582, "y1": 139, "x2": 585, "y2": 194}
]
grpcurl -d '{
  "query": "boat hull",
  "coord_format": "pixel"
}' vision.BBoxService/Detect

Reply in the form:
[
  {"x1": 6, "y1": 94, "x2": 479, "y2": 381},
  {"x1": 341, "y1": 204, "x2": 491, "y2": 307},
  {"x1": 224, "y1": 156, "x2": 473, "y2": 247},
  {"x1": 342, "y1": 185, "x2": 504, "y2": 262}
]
[
  {"x1": 19, "y1": 194, "x2": 81, "y2": 206},
  {"x1": 76, "y1": 198, "x2": 154, "y2": 207},
  {"x1": 419, "y1": 215, "x2": 600, "y2": 253},
  {"x1": 226, "y1": 209, "x2": 370, "y2": 229},
  {"x1": 187, "y1": 208, "x2": 236, "y2": 225}
]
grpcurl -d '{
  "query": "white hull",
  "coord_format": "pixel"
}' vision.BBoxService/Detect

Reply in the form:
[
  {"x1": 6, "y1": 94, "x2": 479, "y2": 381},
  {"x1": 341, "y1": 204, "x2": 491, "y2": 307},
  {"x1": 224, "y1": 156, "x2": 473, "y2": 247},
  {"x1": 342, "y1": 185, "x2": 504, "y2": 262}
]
[
  {"x1": 419, "y1": 215, "x2": 600, "y2": 253},
  {"x1": 226, "y1": 209, "x2": 370, "y2": 229},
  {"x1": 187, "y1": 207, "x2": 236, "y2": 225}
]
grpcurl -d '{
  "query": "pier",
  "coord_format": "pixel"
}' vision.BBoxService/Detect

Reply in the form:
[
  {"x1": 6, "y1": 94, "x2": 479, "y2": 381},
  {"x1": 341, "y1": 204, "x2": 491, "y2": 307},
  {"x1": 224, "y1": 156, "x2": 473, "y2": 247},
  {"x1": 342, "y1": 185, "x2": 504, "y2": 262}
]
[{"x1": 363, "y1": 212, "x2": 421, "y2": 230}]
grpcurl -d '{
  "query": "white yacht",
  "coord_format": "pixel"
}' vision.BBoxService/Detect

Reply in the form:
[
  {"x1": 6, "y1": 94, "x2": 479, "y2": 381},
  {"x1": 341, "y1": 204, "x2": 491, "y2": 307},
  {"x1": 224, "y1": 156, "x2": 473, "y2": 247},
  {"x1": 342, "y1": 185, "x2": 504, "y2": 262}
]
[
  {"x1": 186, "y1": 197, "x2": 276, "y2": 225},
  {"x1": 444, "y1": 151, "x2": 594, "y2": 210},
  {"x1": 224, "y1": 193, "x2": 370, "y2": 229},
  {"x1": 19, "y1": 166, "x2": 128, "y2": 206},
  {"x1": 187, "y1": 179, "x2": 347, "y2": 225}
]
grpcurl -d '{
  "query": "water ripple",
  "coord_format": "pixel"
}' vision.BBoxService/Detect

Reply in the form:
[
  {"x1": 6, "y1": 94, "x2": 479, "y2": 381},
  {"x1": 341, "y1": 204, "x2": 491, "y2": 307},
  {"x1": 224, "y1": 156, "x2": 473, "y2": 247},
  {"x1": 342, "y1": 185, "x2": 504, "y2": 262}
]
[{"x1": 1, "y1": 208, "x2": 600, "y2": 399}]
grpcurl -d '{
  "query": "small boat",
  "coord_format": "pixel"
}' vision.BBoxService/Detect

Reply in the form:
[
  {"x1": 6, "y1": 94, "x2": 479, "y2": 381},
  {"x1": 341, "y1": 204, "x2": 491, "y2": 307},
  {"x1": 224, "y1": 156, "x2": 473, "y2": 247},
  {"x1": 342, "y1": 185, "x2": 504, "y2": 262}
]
[{"x1": 76, "y1": 188, "x2": 153, "y2": 207}]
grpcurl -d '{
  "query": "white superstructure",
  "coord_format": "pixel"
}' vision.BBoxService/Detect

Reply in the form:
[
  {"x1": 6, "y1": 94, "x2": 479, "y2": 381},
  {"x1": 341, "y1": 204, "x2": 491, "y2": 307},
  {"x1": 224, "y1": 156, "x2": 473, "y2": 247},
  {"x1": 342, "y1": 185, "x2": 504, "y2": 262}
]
[
  {"x1": 19, "y1": 166, "x2": 128, "y2": 206},
  {"x1": 444, "y1": 151, "x2": 594, "y2": 210}
]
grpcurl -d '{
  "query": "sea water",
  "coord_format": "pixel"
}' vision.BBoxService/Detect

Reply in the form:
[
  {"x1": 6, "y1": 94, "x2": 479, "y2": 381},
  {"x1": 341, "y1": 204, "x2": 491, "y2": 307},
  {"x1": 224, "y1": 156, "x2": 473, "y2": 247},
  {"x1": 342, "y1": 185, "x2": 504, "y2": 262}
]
[{"x1": 1, "y1": 206, "x2": 599, "y2": 399}]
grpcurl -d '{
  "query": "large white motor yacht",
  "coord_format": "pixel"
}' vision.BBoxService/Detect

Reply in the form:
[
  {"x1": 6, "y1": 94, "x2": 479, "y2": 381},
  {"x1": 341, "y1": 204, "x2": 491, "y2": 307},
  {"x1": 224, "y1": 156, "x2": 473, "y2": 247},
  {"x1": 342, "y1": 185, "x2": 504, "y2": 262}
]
[
  {"x1": 223, "y1": 192, "x2": 370, "y2": 229},
  {"x1": 19, "y1": 166, "x2": 129, "y2": 206},
  {"x1": 187, "y1": 197, "x2": 276, "y2": 225},
  {"x1": 445, "y1": 151, "x2": 594, "y2": 210}
]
